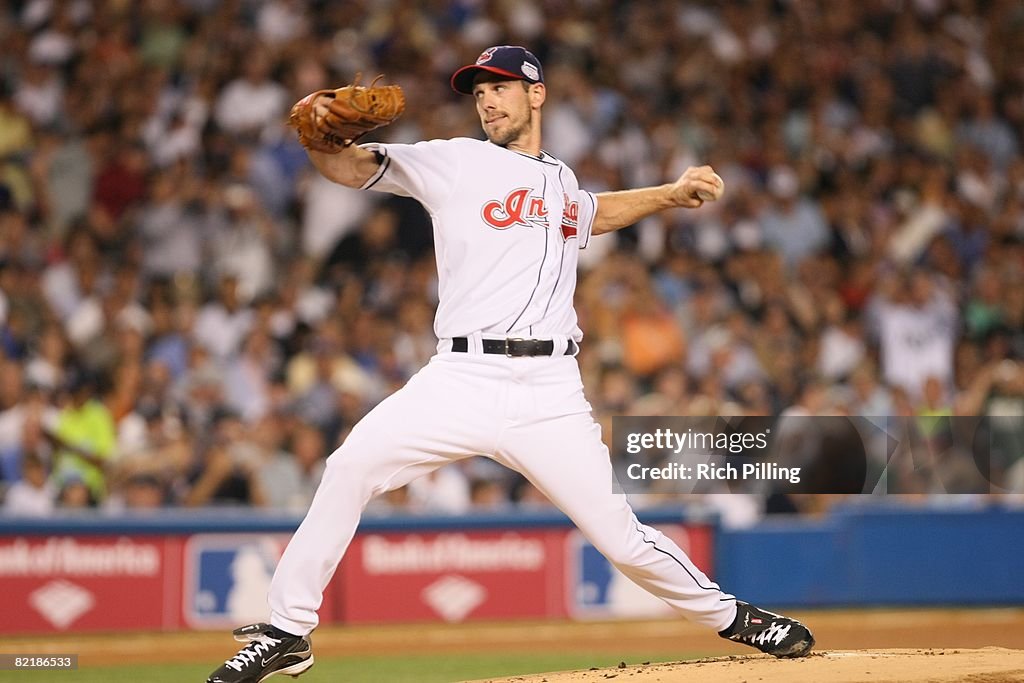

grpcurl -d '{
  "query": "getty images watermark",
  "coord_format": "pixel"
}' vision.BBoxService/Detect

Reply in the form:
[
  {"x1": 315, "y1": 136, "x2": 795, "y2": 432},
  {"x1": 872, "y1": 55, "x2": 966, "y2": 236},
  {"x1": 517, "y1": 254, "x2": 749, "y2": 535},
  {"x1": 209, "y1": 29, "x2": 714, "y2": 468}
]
[
  {"x1": 612, "y1": 416, "x2": 1024, "y2": 495},
  {"x1": 624, "y1": 427, "x2": 801, "y2": 485}
]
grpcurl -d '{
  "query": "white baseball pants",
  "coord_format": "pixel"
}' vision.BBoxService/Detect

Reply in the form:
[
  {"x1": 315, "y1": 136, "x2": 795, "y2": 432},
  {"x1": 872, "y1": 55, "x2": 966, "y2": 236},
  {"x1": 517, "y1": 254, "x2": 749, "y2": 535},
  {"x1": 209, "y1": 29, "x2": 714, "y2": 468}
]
[{"x1": 268, "y1": 352, "x2": 737, "y2": 635}]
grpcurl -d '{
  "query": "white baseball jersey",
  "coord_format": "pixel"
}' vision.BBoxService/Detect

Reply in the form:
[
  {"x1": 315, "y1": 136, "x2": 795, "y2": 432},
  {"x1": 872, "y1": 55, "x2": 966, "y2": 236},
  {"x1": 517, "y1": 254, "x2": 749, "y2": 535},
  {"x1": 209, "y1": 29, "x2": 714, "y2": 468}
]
[{"x1": 359, "y1": 138, "x2": 597, "y2": 342}]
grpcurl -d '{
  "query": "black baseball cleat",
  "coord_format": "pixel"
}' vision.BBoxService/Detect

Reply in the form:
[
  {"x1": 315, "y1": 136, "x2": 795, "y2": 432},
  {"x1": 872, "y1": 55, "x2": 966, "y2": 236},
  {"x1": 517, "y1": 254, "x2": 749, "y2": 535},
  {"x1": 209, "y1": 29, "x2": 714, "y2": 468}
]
[
  {"x1": 718, "y1": 600, "x2": 815, "y2": 658},
  {"x1": 207, "y1": 623, "x2": 314, "y2": 683}
]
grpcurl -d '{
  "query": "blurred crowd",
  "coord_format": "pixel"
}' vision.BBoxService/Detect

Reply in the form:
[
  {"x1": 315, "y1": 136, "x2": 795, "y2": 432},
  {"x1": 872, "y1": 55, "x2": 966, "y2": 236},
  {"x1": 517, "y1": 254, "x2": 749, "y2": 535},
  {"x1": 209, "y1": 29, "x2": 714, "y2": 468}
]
[{"x1": 0, "y1": 0, "x2": 1021, "y2": 522}]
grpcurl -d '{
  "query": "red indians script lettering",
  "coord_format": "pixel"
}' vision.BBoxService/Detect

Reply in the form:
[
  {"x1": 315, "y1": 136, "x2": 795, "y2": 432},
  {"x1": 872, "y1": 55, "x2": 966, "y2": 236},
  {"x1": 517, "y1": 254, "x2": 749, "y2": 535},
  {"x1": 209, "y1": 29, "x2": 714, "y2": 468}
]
[
  {"x1": 482, "y1": 188, "x2": 549, "y2": 230},
  {"x1": 560, "y1": 194, "x2": 579, "y2": 240}
]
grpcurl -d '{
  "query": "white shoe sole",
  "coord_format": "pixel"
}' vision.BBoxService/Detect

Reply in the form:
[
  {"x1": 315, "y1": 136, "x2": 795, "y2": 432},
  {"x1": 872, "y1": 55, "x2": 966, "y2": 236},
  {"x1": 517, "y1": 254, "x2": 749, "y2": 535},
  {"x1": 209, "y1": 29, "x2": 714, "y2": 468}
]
[{"x1": 258, "y1": 654, "x2": 314, "y2": 682}]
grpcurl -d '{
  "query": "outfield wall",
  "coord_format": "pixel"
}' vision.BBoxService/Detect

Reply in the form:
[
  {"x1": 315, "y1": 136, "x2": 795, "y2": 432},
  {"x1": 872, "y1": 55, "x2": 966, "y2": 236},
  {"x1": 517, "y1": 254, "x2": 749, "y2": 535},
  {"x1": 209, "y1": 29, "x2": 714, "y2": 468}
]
[
  {"x1": 0, "y1": 509, "x2": 714, "y2": 634},
  {"x1": 716, "y1": 504, "x2": 1024, "y2": 608},
  {"x1": 0, "y1": 505, "x2": 1021, "y2": 634}
]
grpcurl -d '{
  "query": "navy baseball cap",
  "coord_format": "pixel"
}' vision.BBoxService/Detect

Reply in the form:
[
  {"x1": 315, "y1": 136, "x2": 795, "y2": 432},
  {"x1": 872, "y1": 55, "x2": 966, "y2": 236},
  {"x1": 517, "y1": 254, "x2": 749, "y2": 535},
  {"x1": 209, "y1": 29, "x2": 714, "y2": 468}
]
[{"x1": 451, "y1": 45, "x2": 544, "y2": 95}]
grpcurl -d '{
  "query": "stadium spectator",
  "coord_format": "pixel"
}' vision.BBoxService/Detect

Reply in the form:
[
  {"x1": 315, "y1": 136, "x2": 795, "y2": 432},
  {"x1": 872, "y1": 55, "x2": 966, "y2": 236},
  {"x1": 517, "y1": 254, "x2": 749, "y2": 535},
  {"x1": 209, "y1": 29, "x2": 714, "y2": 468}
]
[
  {"x1": 759, "y1": 166, "x2": 830, "y2": 268},
  {"x1": 258, "y1": 421, "x2": 326, "y2": 512},
  {"x1": 192, "y1": 274, "x2": 254, "y2": 360},
  {"x1": 871, "y1": 269, "x2": 958, "y2": 400},
  {"x1": 2, "y1": 453, "x2": 54, "y2": 516},
  {"x1": 183, "y1": 408, "x2": 267, "y2": 508},
  {"x1": 213, "y1": 51, "x2": 288, "y2": 142},
  {"x1": 46, "y1": 371, "x2": 116, "y2": 503}
]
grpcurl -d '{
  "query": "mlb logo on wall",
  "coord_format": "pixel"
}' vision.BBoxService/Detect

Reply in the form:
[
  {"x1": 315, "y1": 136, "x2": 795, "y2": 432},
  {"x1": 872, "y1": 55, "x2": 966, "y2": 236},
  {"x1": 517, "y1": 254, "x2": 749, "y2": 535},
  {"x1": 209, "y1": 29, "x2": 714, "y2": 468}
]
[
  {"x1": 184, "y1": 534, "x2": 288, "y2": 628},
  {"x1": 567, "y1": 526, "x2": 703, "y2": 620}
]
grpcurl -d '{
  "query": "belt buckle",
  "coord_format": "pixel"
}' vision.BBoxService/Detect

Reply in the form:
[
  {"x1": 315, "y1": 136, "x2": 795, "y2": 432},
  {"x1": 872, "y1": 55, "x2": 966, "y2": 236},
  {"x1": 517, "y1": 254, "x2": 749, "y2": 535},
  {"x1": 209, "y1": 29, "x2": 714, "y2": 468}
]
[{"x1": 505, "y1": 337, "x2": 527, "y2": 357}]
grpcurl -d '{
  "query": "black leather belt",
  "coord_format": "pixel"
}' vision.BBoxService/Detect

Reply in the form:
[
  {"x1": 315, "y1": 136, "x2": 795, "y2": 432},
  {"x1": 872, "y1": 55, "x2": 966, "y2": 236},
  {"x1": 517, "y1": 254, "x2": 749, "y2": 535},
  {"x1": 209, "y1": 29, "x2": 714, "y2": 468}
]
[{"x1": 451, "y1": 337, "x2": 577, "y2": 357}]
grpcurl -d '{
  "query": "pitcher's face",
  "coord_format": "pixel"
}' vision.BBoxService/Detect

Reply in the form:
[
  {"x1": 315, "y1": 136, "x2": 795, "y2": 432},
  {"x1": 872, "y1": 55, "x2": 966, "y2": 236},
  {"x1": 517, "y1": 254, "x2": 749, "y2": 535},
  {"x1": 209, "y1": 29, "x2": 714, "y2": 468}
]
[{"x1": 473, "y1": 78, "x2": 533, "y2": 147}]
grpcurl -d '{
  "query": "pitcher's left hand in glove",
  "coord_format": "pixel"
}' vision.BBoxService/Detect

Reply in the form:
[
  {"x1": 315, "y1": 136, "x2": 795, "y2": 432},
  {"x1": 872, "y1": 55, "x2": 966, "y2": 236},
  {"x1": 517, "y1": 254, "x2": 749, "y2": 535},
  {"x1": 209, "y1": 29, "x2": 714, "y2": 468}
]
[{"x1": 288, "y1": 74, "x2": 405, "y2": 154}]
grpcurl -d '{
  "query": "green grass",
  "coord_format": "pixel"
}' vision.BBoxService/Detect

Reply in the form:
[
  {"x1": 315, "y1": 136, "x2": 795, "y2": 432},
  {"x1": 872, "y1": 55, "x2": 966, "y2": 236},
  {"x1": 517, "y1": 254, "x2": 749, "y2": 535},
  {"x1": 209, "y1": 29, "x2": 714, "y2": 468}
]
[{"x1": 0, "y1": 651, "x2": 693, "y2": 682}]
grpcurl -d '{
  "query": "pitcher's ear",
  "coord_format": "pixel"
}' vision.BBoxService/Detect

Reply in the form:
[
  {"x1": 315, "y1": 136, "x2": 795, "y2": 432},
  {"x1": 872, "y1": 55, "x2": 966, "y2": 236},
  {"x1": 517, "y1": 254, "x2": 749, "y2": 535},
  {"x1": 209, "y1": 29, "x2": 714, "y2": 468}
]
[{"x1": 529, "y1": 82, "x2": 546, "y2": 108}]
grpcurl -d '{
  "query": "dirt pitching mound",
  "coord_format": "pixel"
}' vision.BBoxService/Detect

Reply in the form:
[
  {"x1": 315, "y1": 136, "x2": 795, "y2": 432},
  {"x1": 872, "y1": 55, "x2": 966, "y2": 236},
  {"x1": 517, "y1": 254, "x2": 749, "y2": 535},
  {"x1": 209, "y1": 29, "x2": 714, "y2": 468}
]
[{"x1": 471, "y1": 648, "x2": 1024, "y2": 683}]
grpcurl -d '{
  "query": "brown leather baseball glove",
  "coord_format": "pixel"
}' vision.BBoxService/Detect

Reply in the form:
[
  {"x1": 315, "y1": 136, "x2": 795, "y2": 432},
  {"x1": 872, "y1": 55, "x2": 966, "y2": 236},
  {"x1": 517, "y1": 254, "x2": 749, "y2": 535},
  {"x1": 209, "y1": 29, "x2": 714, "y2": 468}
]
[{"x1": 288, "y1": 74, "x2": 405, "y2": 153}]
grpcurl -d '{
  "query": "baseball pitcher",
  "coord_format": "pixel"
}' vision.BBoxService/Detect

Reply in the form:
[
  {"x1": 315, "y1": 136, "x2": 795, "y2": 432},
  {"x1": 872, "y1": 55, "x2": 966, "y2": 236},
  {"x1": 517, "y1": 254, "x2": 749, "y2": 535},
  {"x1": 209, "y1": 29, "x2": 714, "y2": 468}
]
[{"x1": 208, "y1": 45, "x2": 813, "y2": 683}]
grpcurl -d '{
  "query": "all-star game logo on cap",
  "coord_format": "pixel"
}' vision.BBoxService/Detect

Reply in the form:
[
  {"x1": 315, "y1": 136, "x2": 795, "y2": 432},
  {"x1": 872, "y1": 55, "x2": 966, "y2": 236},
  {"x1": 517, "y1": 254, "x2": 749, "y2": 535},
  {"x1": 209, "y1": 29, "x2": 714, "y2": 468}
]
[{"x1": 451, "y1": 45, "x2": 545, "y2": 94}]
